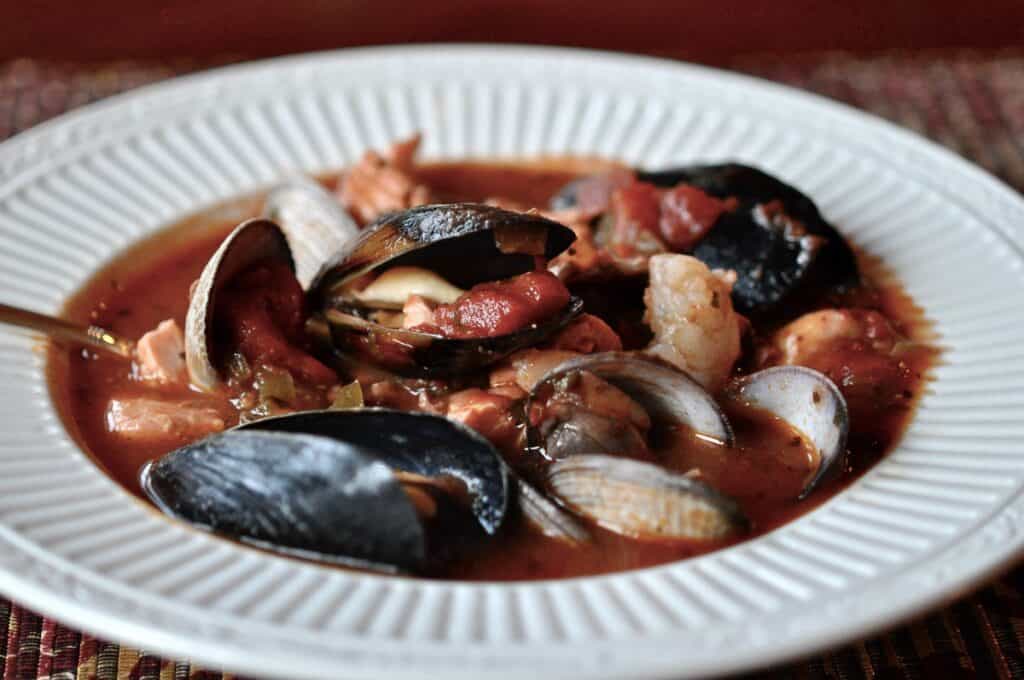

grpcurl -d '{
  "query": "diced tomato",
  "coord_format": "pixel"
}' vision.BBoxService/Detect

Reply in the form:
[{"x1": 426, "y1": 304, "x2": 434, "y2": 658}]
[
  {"x1": 658, "y1": 184, "x2": 735, "y2": 251},
  {"x1": 217, "y1": 261, "x2": 337, "y2": 385},
  {"x1": 608, "y1": 182, "x2": 665, "y2": 257},
  {"x1": 426, "y1": 270, "x2": 571, "y2": 339}
]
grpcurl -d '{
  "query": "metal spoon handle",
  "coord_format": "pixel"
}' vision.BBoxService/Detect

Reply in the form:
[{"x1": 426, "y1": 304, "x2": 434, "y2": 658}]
[{"x1": 0, "y1": 302, "x2": 134, "y2": 358}]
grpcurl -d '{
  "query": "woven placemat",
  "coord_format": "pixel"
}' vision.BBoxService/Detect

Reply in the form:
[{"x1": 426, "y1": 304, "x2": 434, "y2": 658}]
[{"x1": 1, "y1": 50, "x2": 1022, "y2": 680}]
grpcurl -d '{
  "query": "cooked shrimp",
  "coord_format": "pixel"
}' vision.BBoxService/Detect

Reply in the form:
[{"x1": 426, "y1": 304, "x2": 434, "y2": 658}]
[{"x1": 643, "y1": 254, "x2": 742, "y2": 392}]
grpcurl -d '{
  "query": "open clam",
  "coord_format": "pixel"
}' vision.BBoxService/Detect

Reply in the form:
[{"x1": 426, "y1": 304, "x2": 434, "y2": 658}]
[
  {"x1": 526, "y1": 352, "x2": 734, "y2": 462},
  {"x1": 141, "y1": 409, "x2": 509, "y2": 573},
  {"x1": 310, "y1": 203, "x2": 583, "y2": 376},
  {"x1": 523, "y1": 352, "x2": 746, "y2": 542},
  {"x1": 515, "y1": 475, "x2": 591, "y2": 544},
  {"x1": 546, "y1": 454, "x2": 747, "y2": 541},
  {"x1": 263, "y1": 177, "x2": 360, "y2": 289},
  {"x1": 184, "y1": 218, "x2": 294, "y2": 391},
  {"x1": 727, "y1": 366, "x2": 849, "y2": 499}
]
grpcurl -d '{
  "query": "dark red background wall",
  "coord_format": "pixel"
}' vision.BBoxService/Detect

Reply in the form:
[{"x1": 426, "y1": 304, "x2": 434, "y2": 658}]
[{"x1": 6, "y1": 1, "x2": 1024, "y2": 61}]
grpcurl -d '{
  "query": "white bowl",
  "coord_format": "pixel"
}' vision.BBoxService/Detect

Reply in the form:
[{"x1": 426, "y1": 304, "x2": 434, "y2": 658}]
[{"x1": 0, "y1": 46, "x2": 1022, "y2": 679}]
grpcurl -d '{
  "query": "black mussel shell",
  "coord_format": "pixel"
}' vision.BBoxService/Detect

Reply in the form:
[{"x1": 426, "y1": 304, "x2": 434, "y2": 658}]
[
  {"x1": 311, "y1": 203, "x2": 582, "y2": 376},
  {"x1": 310, "y1": 203, "x2": 577, "y2": 298},
  {"x1": 140, "y1": 430, "x2": 426, "y2": 572},
  {"x1": 238, "y1": 409, "x2": 509, "y2": 534},
  {"x1": 550, "y1": 165, "x2": 859, "y2": 315},
  {"x1": 323, "y1": 296, "x2": 584, "y2": 378},
  {"x1": 639, "y1": 163, "x2": 860, "y2": 314}
]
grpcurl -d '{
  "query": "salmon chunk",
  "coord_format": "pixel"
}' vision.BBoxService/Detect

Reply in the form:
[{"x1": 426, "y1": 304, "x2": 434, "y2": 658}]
[
  {"x1": 135, "y1": 319, "x2": 186, "y2": 384},
  {"x1": 338, "y1": 135, "x2": 432, "y2": 224},
  {"x1": 106, "y1": 397, "x2": 226, "y2": 443},
  {"x1": 446, "y1": 388, "x2": 519, "y2": 449}
]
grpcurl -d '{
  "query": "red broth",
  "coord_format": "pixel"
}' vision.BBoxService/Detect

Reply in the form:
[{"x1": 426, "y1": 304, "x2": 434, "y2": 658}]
[{"x1": 47, "y1": 160, "x2": 938, "y2": 580}]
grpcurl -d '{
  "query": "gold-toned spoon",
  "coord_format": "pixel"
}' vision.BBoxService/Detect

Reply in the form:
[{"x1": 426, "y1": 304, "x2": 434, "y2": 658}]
[{"x1": 0, "y1": 302, "x2": 134, "y2": 358}]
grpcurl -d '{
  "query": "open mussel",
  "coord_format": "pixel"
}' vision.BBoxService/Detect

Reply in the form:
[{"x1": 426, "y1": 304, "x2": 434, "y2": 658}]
[
  {"x1": 141, "y1": 429, "x2": 426, "y2": 572},
  {"x1": 526, "y1": 352, "x2": 733, "y2": 462},
  {"x1": 550, "y1": 164, "x2": 860, "y2": 316},
  {"x1": 141, "y1": 409, "x2": 509, "y2": 573},
  {"x1": 239, "y1": 408, "x2": 508, "y2": 534},
  {"x1": 726, "y1": 366, "x2": 849, "y2": 499},
  {"x1": 649, "y1": 164, "x2": 859, "y2": 315},
  {"x1": 546, "y1": 454, "x2": 747, "y2": 541},
  {"x1": 263, "y1": 176, "x2": 360, "y2": 289},
  {"x1": 184, "y1": 218, "x2": 294, "y2": 391},
  {"x1": 310, "y1": 203, "x2": 583, "y2": 376}
]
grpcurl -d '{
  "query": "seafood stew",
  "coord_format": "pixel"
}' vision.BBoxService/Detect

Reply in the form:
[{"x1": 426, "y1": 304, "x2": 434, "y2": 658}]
[{"x1": 48, "y1": 136, "x2": 937, "y2": 580}]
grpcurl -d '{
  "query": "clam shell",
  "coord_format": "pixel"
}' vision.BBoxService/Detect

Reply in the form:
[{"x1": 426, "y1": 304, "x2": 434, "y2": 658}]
[
  {"x1": 263, "y1": 177, "x2": 359, "y2": 289},
  {"x1": 546, "y1": 454, "x2": 747, "y2": 541},
  {"x1": 515, "y1": 476, "x2": 590, "y2": 544},
  {"x1": 184, "y1": 218, "x2": 294, "y2": 392},
  {"x1": 140, "y1": 430, "x2": 425, "y2": 572},
  {"x1": 526, "y1": 352, "x2": 734, "y2": 461},
  {"x1": 727, "y1": 366, "x2": 849, "y2": 498}
]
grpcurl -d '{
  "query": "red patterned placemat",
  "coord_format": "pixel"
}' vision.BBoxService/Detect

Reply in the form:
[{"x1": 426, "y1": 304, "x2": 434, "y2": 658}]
[{"x1": 0, "y1": 50, "x2": 1022, "y2": 679}]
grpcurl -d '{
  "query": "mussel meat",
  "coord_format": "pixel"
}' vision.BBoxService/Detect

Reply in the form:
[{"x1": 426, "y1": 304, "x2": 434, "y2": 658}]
[
  {"x1": 726, "y1": 366, "x2": 849, "y2": 498},
  {"x1": 310, "y1": 203, "x2": 584, "y2": 376}
]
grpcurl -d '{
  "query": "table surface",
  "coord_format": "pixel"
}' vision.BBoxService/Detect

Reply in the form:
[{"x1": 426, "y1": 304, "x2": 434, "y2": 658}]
[{"x1": 0, "y1": 49, "x2": 1022, "y2": 680}]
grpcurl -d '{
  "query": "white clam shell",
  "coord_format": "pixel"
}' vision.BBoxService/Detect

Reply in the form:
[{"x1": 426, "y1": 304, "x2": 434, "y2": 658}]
[{"x1": 184, "y1": 218, "x2": 293, "y2": 391}]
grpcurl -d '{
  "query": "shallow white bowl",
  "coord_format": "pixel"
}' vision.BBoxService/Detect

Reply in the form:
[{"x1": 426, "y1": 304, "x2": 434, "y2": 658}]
[{"x1": 0, "y1": 46, "x2": 1022, "y2": 679}]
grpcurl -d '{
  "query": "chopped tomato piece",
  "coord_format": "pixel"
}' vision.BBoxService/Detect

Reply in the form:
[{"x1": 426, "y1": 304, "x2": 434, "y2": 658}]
[
  {"x1": 608, "y1": 182, "x2": 665, "y2": 258},
  {"x1": 426, "y1": 270, "x2": 571, "y2": 339},
  {"x1": 658, "y1": 185, "x2": 735, "y2": 251},
  {"x1": 217, "y1": 261, "x2": 337, "y2": 385}
]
